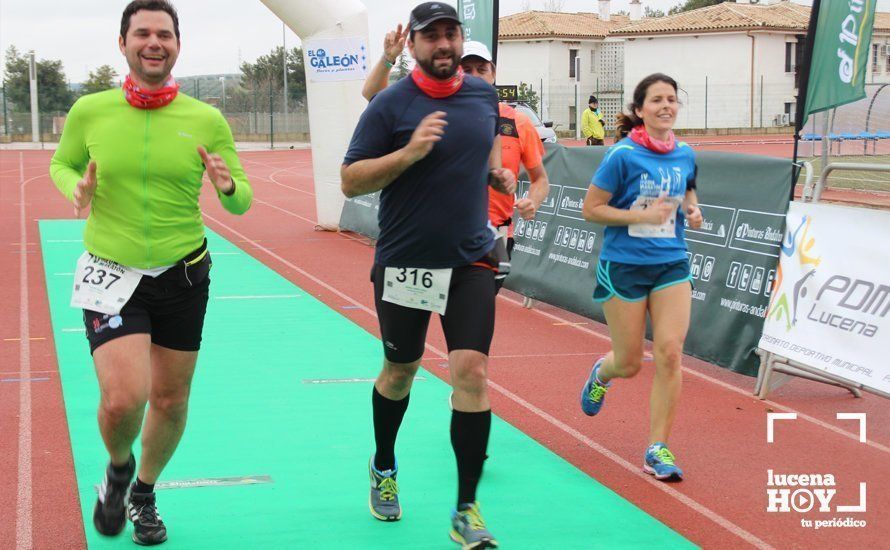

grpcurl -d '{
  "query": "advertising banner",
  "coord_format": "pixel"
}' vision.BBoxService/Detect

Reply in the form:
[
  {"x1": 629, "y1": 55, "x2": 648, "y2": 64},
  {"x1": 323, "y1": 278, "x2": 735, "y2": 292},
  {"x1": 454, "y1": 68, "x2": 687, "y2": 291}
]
[{"x1": 759, "y1": 201, "x2": 890, "y2": 394}]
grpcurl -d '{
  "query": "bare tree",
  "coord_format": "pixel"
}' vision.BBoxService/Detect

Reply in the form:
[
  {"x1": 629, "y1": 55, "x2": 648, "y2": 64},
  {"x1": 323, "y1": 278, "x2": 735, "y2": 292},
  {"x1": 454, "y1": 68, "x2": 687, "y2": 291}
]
[
  {"x1": 520, "y1": 0, "x2": 532, "y2": 11},
  {"x1": 543, "y1": 0, "x2": 566, "y2": 12}
]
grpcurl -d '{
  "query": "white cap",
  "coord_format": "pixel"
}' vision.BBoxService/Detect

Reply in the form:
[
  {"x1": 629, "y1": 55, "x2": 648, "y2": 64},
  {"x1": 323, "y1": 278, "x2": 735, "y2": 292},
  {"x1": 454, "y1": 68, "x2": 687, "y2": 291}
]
[{"x1": 462, "y1": 41, "x2": 493, "y2": 63}]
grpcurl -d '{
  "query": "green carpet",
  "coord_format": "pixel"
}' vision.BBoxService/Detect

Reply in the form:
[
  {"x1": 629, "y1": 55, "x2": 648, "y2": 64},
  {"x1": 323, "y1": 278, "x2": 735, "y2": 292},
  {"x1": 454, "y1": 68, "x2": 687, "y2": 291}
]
[{"x1": 39, "y1": 219, "x2": 694, "y2": 549}]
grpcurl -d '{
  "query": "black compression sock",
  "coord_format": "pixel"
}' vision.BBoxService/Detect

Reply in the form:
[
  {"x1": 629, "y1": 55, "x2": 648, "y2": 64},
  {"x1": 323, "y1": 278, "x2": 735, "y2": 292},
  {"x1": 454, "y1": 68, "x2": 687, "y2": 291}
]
[
  {"x1": 451, "y1": 409, "x2": 492, "y2": 507},
  {"x1": 372, "y1": 386, "x2": 410, "y2": 472}
]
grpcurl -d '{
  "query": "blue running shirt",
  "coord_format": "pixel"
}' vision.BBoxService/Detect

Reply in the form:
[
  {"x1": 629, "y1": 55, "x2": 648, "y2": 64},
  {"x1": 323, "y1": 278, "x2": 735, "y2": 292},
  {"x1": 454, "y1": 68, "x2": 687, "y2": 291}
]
[
  {"x1": 344, "y1": 76, "x2": 498, "y2": 269},
  {"x1": 591, "y1": 138, "x2": 696, "y2": 265}
]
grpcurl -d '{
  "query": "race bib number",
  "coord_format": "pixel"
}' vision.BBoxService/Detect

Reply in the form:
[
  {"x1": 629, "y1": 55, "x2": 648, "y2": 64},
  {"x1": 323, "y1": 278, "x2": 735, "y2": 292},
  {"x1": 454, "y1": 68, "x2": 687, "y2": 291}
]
[
  {"x1": 71, "y1": 252, "x2": 143, "y2": 315},
  {"x1": 382, "y1": 267, "x2": 452, "y2": 315},
  {"x1": 628, "y1": 196, "x2": 681, "y2": 239}
]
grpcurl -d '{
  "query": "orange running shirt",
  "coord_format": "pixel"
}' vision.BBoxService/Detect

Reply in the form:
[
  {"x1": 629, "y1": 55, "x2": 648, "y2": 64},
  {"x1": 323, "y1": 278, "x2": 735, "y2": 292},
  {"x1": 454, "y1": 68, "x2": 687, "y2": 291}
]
[{"x1": 490, "y1": 103, "x2": 544, "y2": 236}]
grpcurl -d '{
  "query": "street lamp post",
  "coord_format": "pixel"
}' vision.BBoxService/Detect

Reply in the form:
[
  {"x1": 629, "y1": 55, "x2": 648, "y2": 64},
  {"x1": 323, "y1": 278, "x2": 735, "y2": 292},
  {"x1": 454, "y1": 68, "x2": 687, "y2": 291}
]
[{"x1": 219, "y1": 76, "x2": 226, "y2": 112}]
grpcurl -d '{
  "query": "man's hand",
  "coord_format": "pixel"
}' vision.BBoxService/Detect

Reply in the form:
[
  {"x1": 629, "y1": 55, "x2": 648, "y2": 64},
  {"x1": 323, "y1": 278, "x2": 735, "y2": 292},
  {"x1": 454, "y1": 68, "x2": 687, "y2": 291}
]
[
  {"x1": 516, "y1": 197, "x2": 538, "y2": 220},
  {"x1": 384, "y1": 23, "x2": 408, "y2": 64},
  {"x1": 637, "y1": 197, "x2": 676, "y2": 225},
  {"x1": 402, "y1": 111, "x2": 447, "y2": 164},
  {"x1": 489, "y1": 168, "x2": 516, "y2": 196},
  {"x1": 198, "y1": 146, "x2": 234, "y2": 194},
  {"x1": 73, "y1": 160, "x2": 98, "y2": 218},
  {"x1": 685, "y1": 203, "x2": 703, "y2": 229}
]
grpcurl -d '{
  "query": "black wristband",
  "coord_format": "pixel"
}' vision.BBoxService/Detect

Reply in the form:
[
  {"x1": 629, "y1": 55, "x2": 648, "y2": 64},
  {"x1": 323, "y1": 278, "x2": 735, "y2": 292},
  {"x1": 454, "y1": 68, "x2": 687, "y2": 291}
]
[{"x1": 223, "y1": 178, "x2": 236, "y2": 196}]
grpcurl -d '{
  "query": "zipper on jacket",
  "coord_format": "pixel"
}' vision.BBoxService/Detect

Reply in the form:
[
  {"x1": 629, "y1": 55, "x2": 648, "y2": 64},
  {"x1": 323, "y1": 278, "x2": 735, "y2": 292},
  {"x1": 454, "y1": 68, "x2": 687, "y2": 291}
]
[{"x1": 142, "y1": 111, "x2": 152, "y2": 266}]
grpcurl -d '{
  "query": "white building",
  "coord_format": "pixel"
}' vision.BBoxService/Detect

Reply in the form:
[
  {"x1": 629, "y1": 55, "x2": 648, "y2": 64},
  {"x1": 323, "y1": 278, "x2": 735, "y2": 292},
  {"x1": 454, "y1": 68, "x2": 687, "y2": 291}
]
[
  {"x1": 496, "y1": 2, "x2": 635, "y2": 133},
  {"x1": 612, "y1": 0, "x2": 890, "y2": 130},
  {"x1": 496, "y1": 0, "x2": 890, "y2": 132}
]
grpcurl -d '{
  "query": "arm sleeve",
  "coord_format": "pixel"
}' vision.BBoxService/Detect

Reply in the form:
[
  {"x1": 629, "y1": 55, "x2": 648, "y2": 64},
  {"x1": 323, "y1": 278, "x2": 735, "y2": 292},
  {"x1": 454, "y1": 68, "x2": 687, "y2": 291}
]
[
  {"x1": 687, "y1": 162, "x2": 698, "y2": 191},
  {"x1": 592, "y1": 146, "x2": 626, "y2": 195},
  {"x1": 49, "y1": 100, "x2": 89, "y2": 202},
  {"x1": 343, "y1": 96, "x2": 394, "y2": 165},
  {"x1": 516, "y1": 113, "x2": 544, "y2": 171},
  {"x1": 212, "y1": 111, "x2": 253, "y2": 215}
]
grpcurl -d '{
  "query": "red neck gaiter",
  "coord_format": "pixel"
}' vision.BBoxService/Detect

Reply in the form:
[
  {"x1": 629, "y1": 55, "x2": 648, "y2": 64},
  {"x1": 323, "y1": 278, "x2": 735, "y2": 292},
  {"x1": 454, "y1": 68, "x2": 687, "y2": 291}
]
[
  {"x1": 411, "y1": 66, "x2": 464, "y2": 99},
  {"x1": 629, "y1": 124, "x2": 676, "y2": 154},
  {"x1": 123, "y1": 75, "x2": 180, "y2": 110}
]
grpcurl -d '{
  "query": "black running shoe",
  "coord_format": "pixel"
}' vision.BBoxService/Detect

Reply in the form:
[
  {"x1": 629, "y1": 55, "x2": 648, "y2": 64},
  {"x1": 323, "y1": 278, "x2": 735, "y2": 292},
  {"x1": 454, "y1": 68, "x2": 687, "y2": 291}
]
[
  {"x1": 128, "y1": 489, "x2": 167, "y2": 545},
  {"x1": 93, "y1": 454, "x2": 135, "y2": 536}
]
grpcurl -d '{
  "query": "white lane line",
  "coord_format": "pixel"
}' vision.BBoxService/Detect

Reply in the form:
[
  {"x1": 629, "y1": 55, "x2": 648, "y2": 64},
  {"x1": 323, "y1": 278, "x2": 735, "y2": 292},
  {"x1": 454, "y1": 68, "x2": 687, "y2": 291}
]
[
  {"x1": 16, "y1": 153, "x2": 34, "y2": 550},
  {"x1": 204, "y1": 213, "x2": 773, "y2": 548}
]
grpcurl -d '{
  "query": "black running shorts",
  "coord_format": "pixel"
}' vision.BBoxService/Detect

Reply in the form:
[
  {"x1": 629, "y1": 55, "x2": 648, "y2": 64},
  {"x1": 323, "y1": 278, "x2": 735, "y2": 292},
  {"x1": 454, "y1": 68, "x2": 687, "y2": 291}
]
[
  {"x1": 83, "y1": 247, "x2": 212, "y2": 354},
  {"x1": 371, "y1": 263, "x2": 496, "y2": 364}
]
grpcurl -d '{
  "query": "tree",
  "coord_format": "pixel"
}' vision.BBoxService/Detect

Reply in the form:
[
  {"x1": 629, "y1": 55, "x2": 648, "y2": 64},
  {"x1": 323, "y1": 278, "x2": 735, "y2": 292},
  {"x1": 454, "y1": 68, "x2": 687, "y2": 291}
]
[
  {"x1": 239, "y1": 46, "x2": 306, "y2": 107},
  {"x1": 645, "y1": 6, "x2": 666, "y2": 17},
  {"x1": 518, "y1": 81, "x2": 539, "y2": 113},
  {"x1": 668, "y1": 0, "x2": 726, "y2": 16},
  {"x1": 393, "y1": 52, "x2": 411, "y2": 81},
  {"x1": 82, "y1": 65, "x2": 119, "y2": 95},
  {"x1": 3, "y1": 45, "x2": 74, "y2": 112},
  {"x1": 543, "y1": 0, "x2": 565, "y2": 12}
]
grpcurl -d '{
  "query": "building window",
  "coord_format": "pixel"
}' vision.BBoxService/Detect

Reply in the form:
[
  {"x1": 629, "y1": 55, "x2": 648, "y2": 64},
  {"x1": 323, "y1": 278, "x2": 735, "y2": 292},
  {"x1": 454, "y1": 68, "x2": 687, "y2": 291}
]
[
  {"x1": 784, "y1": 102, "x2": 795, "y2": 125},
  {"x1": 785, "y1": 42, "x2": 793, "y2": 73},
  {"x1": 873, "y1": 44, "x2": 880, "y2": 73},
  {"x1": 886, "y1": 45, "x2": 890, "y2": 73},
  {"x1": 794, "y1": 36, "x2": 805, "y2": 88},
  {"x1": 569, "y1": 48, "x2": 578, "y2": 78},
  {"x1": 590, "y1": 49, "x2": 596, "y2": 73},
  {"x1": 569, "y1": 105, "x2": 576, "y2": 131}
]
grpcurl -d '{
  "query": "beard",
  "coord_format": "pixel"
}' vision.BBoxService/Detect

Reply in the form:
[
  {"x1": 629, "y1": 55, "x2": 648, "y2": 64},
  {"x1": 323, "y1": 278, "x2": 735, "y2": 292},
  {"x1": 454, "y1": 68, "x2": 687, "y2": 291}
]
[{"x1": 416, "y1": 49, "x2": 460, "y2": 79}]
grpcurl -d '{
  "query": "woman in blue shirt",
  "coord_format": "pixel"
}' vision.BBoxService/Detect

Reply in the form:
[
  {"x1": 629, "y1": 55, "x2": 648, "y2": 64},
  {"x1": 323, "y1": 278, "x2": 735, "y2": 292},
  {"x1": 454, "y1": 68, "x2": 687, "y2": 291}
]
[{"x1": 578, "y1": 73, "x2": 703, "y2": 481}]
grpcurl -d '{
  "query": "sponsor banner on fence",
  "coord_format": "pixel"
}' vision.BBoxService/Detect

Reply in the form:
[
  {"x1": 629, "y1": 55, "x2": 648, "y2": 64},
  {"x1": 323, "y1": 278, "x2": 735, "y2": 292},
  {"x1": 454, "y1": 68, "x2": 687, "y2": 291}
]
[
  {"x1": 304, "y1": 38, "x2": 369, "y2": 82},
  {"x1": 340, "y1": 144, "x2": 792, "y2": 375},
  {"x1": 759, "y1": 201, "x2": 890, "y2": 394}
]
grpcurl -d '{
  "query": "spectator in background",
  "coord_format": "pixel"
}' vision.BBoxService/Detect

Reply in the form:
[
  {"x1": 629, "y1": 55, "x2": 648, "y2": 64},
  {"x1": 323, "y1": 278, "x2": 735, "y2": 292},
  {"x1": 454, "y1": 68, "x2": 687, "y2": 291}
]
[{"x1": 582, "y1": 95, "x2": 605, "y2": 146}]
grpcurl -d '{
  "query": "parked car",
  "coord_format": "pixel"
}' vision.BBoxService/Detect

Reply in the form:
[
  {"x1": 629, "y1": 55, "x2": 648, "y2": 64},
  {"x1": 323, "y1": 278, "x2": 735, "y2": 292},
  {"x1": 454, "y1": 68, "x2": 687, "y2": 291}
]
[{"x1": 505, "y1": 101, "x2": 558, "y2": 143}]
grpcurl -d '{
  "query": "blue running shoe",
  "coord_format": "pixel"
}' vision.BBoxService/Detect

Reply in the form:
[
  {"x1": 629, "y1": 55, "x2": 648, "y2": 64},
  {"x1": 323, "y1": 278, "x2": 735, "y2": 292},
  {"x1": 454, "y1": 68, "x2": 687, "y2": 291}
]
[
  {"x1": 580, "y1": 358, "x2": 610, "y2": 416},
  {"x1": 644, "y1": 443, "x2": 684, "y2": 481},
  {"x1": 369, "y1": 456, "x2": 402, "y2": 521}
]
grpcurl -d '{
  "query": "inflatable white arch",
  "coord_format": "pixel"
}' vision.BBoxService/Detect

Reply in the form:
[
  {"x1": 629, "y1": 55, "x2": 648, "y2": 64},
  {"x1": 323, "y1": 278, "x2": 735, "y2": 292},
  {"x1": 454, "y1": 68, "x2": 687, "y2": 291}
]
[{"x1": 259, "y1": 0, "x2": 370, "y2": 229}]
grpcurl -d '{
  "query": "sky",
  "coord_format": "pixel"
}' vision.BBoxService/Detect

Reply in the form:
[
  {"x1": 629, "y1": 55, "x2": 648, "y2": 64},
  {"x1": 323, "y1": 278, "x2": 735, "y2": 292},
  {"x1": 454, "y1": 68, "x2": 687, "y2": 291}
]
[{"x1": 1, "y1": 0, "x2": 887, "y2": 83}]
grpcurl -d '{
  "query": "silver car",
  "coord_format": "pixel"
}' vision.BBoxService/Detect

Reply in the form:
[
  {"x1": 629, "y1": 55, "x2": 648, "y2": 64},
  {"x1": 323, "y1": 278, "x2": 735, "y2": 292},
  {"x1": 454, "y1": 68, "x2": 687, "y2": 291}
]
[{"x1": 506, "y1": 101, "x2": 558, "y2": 143}]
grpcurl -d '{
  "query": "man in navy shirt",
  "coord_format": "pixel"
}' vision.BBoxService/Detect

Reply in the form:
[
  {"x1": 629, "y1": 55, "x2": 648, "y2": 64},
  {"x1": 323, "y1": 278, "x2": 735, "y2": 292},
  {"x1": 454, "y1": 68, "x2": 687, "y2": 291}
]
[{"x1": 342, "y1": 3, "x2": 514, "y2": 548}]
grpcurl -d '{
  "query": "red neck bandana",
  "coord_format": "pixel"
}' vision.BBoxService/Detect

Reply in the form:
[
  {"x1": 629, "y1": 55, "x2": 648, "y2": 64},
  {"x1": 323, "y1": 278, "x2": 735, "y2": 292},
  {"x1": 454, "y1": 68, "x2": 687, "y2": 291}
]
[
  {"x1": 629, "y1": 125, "x2": 676, "y2": 154},
  {"x1": 411, "y1": 66, "x2": 464, "y2": 99},
  {"x1": 123, "y1": 74, "x2": 179, "y2": 110}
]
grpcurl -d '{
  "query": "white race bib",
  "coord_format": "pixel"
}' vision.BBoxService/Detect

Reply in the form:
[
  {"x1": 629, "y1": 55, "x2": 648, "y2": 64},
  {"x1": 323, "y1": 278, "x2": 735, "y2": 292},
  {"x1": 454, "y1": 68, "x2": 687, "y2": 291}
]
[
  {"x1": 71, "y1": 252, "x2": 143, "y2": 315},
  {"x1": 628, "y1": 196, "x2": 682, "y2": 239},
  {"x1": 382, "y1": 267, "x2": 452, "y2": 315}
]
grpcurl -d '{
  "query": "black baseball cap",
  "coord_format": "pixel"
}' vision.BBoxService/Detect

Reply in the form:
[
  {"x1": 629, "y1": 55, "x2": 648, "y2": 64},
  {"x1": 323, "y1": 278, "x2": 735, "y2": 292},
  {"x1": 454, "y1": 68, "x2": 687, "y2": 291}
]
[{"x1": 409, "y1": 2, "x2": 462, "y2": 32}]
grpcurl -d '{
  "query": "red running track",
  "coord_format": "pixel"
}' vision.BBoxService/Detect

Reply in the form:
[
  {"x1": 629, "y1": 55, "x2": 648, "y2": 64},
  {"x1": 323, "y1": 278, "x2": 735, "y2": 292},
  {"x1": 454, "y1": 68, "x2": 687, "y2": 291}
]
[{"x1": 1, "y1": 149, "x2": 888, "y2": 549}]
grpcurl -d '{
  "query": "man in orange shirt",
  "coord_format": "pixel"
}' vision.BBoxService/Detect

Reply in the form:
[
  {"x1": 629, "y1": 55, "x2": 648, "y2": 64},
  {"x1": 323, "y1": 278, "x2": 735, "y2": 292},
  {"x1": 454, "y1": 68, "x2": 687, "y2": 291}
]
[
  {"x1": 459, "y1": 41, "x2": 549, "y2": 267},
  {"x1": 362, "y1": 34, "x2": 550, "y2": 277}
]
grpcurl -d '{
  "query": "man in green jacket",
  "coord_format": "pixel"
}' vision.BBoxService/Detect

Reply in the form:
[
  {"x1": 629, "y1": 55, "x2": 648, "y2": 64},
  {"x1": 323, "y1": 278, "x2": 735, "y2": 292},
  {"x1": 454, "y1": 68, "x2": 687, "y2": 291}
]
[
  {"x1": 582, "y1": 95, "x2": 605, "y2": 146},
  {"x1": 49, "y1": 1, "x2": 251, "y2": 545}
]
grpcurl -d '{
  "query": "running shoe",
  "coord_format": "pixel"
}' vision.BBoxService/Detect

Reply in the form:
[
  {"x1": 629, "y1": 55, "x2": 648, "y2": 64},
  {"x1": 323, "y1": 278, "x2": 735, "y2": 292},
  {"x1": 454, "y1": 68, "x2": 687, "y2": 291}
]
[
  {"x1": 580, "y1": 358, "x2": 611, "y2": 416},
  {"x1": 93, "y1": 454, "x2": 135, "y2": 536},
  {"x1": 644, "y1": 442, "x2": 684, "y2": 481},
  {"x1": 128, "y1": 488, "x2": 167, "y2": 545},
  {"x1": 450, "y1": 502, "x2": 498, "y2": 549},
  {"x1": 369, "y1": 456, "x2": 401, "y2": 521}
]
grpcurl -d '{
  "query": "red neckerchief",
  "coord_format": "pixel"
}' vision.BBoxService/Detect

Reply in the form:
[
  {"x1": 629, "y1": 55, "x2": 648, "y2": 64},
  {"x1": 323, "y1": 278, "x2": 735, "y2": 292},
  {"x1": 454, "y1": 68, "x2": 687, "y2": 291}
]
[
  {"x1": 629, "y1": 125, "x2": 676, "y2": 154},
  {"x1": 411, "y1": 66, "x2": 464, "y2": 98},
  {"x1": 122, "y1": 74, "x2": 180, "y2": 110}
]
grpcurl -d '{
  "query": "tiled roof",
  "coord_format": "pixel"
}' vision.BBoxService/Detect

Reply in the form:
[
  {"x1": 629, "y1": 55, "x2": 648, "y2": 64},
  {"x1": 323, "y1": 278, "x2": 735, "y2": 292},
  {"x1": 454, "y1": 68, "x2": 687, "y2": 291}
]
[
  {"x1": 497, "y1": 3, "x2": 890, "y2": 40},
  {"x1": 498, "y1": 11, "x2": 632, "y2": 40},
  {"x1": 612, "y1": 1, "x2": 889, "y2": 36}
]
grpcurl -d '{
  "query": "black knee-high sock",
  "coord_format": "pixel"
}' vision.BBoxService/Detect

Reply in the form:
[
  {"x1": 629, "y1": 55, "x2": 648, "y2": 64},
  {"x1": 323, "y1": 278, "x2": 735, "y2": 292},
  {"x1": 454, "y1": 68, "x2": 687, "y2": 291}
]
[
  {"x1": 451, "y1": 409, "x2": 492, "y2": 507},
  {"x1": 372, "y1": 387, "x2": 410, "y2": 472}
]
